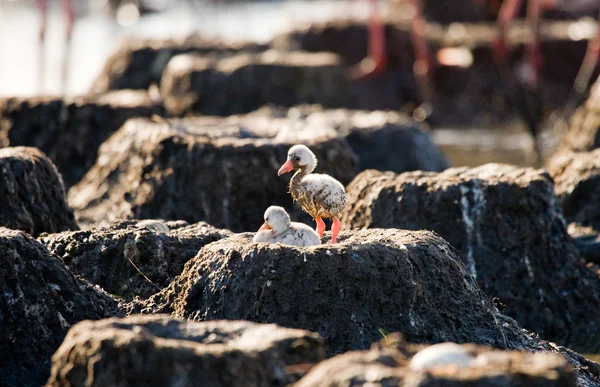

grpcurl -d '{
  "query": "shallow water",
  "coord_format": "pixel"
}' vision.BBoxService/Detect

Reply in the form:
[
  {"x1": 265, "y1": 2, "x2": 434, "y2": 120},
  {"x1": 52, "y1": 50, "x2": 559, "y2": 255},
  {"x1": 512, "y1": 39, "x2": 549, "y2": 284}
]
[
  {"x1": 0, "y1": 0, "x2": 372, "y2": 97},
  {"x1": 431, "y1": 126, "x2": 537, "y2": 168}
]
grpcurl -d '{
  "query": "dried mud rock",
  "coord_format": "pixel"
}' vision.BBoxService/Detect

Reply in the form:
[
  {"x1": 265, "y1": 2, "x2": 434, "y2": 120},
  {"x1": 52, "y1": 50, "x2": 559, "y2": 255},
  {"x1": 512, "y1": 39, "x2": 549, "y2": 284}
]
[
  {"x1": 133, "y1": 229, "x2": 555, "y2": 357},
  {"x1": 0, "y1": 228, "x2": 119, "y2": 387},
  {"x1": 0, "y1": 91, "x2": 160, "y2": 187},
  {"x1": 161, "y1": 106, "x2": 446, "y2": 173},
  {"x1": 547, "y1": 149, "x2": 600, "y2": 231},
  {"x1": 89, "y1": 34, "x2": 268, "y2": 94},
  {"x1": 342, "y1": 164, "x2": 600, "y2": 353},
  {"x1": 296, "y1": 340, "x2": 583, "y2": 387},
  {"x1": 160, "y1": 50, "x2": 356, "y2": 116},
  {"x1": 68, "y1": 118, "x2": 357, "y2": 231},
  {"x1": 560, "y1": 80, "x2": 600, "y2": 152},
  {"x1": 159, "y1": 105, "x2": 447, "y2": 173},
  {"x1": 271, "y1": 21, "x2": 413, "y2": 69},
  {"x1": 0, "y1": 147, "x2": 78, "y2": 237},
  {"x1": 47, "y1": 315, "x2": 325, "y2": 387},
  {"x1": 39, "y1": 220, "x2": 231, "y2": 300},
  {"x1": 568, "y1": 223, "x2": 600, "y2": 264}
]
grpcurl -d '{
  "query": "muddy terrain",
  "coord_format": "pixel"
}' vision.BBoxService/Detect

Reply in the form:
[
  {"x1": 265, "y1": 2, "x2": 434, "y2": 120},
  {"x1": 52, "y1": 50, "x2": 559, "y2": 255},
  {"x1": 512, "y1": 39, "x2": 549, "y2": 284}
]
[{"x1": 2, "y1": 7, "x2": 600, "y2": 387}]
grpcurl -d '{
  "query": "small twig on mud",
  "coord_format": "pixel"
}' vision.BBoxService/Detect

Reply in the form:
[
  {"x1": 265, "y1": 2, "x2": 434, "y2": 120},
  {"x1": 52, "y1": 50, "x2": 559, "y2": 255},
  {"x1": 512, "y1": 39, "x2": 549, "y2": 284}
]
[{"x1": 126, "y1": 256, "x2": 162, "y2": 292}]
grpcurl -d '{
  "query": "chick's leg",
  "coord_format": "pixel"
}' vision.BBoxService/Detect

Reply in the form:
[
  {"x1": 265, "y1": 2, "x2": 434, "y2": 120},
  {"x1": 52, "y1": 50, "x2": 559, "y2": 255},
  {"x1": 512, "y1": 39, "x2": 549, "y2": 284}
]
[
  {"x1": 315, "y1": 217, "x2": 326, "y2": 237},
  {"x1": 331, "y1": 217, "x2": 342, "y2": 244}
]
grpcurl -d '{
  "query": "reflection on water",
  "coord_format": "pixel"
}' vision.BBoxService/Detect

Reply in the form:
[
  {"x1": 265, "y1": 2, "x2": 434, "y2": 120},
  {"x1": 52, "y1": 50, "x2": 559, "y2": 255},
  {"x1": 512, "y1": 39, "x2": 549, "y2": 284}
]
[{"x1": 0, "y1": 0, "x2": 369, "y2": 96}]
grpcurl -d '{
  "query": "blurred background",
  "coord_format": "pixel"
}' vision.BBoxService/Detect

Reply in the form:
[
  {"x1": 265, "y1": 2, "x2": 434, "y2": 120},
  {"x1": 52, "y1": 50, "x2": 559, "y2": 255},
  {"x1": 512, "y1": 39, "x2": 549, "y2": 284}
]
[
  {"x1": 2, "y1": 0, "x2": 600, "y2": 167},
  {"x1": 0, "y1": 0, "x2": 363, "y2": 96}
]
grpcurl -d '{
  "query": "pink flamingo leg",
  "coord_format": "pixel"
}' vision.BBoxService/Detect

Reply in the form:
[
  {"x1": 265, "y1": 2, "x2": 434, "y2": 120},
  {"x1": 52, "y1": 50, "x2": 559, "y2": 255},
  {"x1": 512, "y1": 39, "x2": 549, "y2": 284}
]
[
  {"x1": 350, "y1": 0, "x2": 387, "y2": 80},
  {"x1": 409, "y1": 0, "x2": 433, "y2": 104},
  {"x1": 524, "y1": 0, "x2": 557, "y2": 88},
  {"x1": 493, "y1": 0, "x2": 523, "y2": 60},
  {"x1": 573, "y1": 6, "x2": 600, "y2": 95},
  {"x1": 366, "y1": 0, "x2": 386, "y2": 74},
  {"x1": 36, "y1": 0, "x2": 47, "y2": 94},
  {"x1": 315, "y1": 218, "x2": 326, "y2": 238},
  {"x1": 61, "y1": 0, "x2": 74, "y2": 96},
  {"x1": 331, "y1": 217, "x2": 342, "y2": 245},
  {"x1": 525, "y1": 0, "x2": 542, "y2": 89}
]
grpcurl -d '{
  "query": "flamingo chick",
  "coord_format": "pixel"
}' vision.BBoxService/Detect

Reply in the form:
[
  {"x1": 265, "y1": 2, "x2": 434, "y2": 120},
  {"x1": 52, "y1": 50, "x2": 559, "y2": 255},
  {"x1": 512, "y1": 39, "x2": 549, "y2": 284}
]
[
  {"x1": 253, "y1": 206, "x2": 321, "y2": 247},
  {"x1": 277, "y1": 144, "x2": 347, "y2": 244}
]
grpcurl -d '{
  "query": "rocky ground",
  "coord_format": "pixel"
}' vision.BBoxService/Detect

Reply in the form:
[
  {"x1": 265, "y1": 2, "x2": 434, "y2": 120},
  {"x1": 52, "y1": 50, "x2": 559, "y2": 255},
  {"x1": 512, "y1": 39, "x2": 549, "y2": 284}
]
[
  {"x1": 296, "y1": 340, "x2": 580, "y2": 387},
  {"x1": 0, "y1": 228, "x2": 120, "y2": 386},
  {"x1": 558, "y1": 80, "x2": 600, "y2": 153},
  {"x1": 66, "y1": 107, "x2": 448, "y2": 230},
  {"x1": 66, "y1": 116, "x2": 357, "y2": 230},
  {"x1": 47, "y1": 315, "x2": 325, "y2": 387},
  {"x1": 0, "y1": 91, "x2": 162, "y2": 188},
  {"x1": 548, "y1": 149, "x2": 600, "y2": 231},
  {"x1": 88, "y1": 35, "x2": 269, "y2": 95},
  {"x1": 341, "y1": 164, "x2": 600, "y2": 353},
  {"x1": 0, "y1": 147, "x2": 78, "y2": 236},
  {"x1": 39, "y1": 220, "x2": 231, "y2": 300},
  {"x1": 160, "y1": 50, "x2": 355, "y2": 116},
  {"x1": 2, "y1": 12, "x2": 600, "y2": 387}
]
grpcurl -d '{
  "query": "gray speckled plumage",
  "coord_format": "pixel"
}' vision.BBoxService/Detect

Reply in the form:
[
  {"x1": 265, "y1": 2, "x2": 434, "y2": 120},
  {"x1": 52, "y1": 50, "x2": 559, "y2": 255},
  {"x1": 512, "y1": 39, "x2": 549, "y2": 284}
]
[{"x1": 286, "y1": 145, "x2": 347, "y2": 219}]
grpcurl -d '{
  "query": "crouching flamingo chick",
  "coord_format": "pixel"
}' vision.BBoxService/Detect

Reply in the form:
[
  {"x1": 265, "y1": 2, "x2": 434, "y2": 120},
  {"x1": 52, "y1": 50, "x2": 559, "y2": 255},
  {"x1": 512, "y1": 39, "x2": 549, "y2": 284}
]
[
  {"x1": 277, "y1": 145, "x2": 347, "y2": 244},
  {"x1": 253, "y1": 206, "x2": 321, "y2": 247}
]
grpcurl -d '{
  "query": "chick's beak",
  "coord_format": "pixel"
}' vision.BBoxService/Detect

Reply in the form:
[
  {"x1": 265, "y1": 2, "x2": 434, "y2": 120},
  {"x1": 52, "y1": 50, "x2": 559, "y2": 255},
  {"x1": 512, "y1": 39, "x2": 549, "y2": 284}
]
[
  {"x1": 277, "y1": 159, "x2": 295, "y2": 176},
  {"x1": 258, "y1": 222, "x2": 271, "y2": 231}
]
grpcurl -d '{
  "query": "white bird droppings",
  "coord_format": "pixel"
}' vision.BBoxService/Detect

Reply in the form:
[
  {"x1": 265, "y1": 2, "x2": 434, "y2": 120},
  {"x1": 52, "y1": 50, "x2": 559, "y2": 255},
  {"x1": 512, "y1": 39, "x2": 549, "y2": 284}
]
[
  {"x1": 523, "y1": 254, "x2": 534, "y2": 280},
  {"x1": 459, "y1": 182, "x2": 485, "y2": 280}
]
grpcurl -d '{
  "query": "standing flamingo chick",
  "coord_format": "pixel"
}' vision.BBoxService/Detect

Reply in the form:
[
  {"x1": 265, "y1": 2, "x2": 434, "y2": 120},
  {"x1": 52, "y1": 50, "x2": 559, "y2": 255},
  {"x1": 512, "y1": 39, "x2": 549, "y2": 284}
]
[
  {"x1": 277, "y1": 145, "x2": 347, "y2": 244},
  {"x1": 253, "y1": 206, "x2": 321, "y2": 247}
]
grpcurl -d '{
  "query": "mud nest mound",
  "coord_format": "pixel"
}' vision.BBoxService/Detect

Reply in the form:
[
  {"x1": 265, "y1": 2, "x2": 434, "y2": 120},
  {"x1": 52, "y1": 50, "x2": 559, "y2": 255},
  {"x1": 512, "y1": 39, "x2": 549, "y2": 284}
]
[
  {"x1": 160, "y1": 50, "x2": 356, "y2": 116},
  {"x1": 548, "y1": 149, "x2": 600, "y2": 231},
  {"x1": 40, "y1": 220, "x2": 231, "y2": 300},
  {"x1": 0, "y1": 146, "x2": 78, "y2": 236},
  {"x1": 68, "y1": 117, "x2": 358, "y2": 231},
  {"x1": 133, "y1": 230, "x2": 545, "y2": 354},
  {"x1": 48, "y1": 315, "x2": 325, "y2": 387},
  {"x1": 251, "y1": 105, "x2": 448, "y2": 173},
  {"x1": 560, "y1": 79, "x2": 600, "y2": 153},
  {"x1": 0, "y1": 91, "x2": 161, "y2": 187},
  {"x1": 0, "y1": 228, "x2": 119, "y2": 387},
  {"x1": 89, "y1": 34, "x2": 268, "y2": 94},
  {"x1": 297, "y1": 340, "x2": 580, "y2": 387},
  {"x1": 342, "y1": 164, "x2": 600, "y2": 353}
]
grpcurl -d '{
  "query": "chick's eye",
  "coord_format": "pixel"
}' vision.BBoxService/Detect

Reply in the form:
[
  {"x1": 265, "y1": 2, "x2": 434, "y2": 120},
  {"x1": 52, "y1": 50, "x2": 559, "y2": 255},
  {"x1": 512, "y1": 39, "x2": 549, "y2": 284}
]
[{"x1": 294, "y1": 156, "x2": 300, "y2": 161}]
